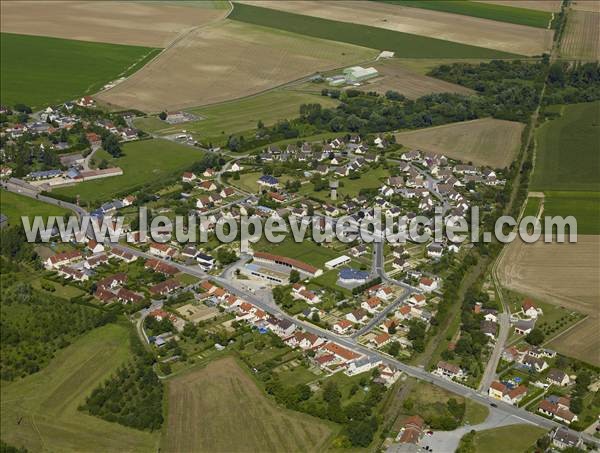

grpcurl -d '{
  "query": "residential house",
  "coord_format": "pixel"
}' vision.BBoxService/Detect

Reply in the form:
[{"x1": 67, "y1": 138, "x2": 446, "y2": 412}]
[
  {"x1": 522, "y1": 299, "x2": 542, "y2": 319},
  {"x1": 436, "y1": 361, "x2": 463, "y2": 380},
  {"x1": 419, "y1": 277, "x2": 438, "y2": 292},
  {"x1": 547, "y1": 368, "x2": 570, "y2": 387},
  {"x1": 552, "y1": 427, "x2": 582, "y2": 450},
  {"x1": 361, "y1": 297, "x2": 382, "y2": 314},
  {"x1": 333, "y1": 319, "x2": 353, "y2": 335},
  {"x1": 396, "y1": 415, "x2": 425, "y2": 445},
  {"x1": 346, "y1": 309, "x2": 369, "y2": 324}
]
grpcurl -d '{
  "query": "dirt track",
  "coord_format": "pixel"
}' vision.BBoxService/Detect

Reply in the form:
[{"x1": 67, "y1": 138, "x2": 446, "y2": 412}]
[
  {"x1": 0, "y1": 1, "x2": 228, "y2": 48},
  {"x1": 498, "y1": 236, "x2": 600, "y2": 365},
  {"x1": 96, "y1": 20, "x2": 377, "y2": 112},
  {"x1": 239, "y1": 0, "x2": 554, "y2": 56}
]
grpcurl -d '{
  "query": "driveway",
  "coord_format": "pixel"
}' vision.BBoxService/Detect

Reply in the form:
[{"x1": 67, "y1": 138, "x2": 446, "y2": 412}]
[{"x1": 421, "y1": 408, "x2": 530, "y2": 453}]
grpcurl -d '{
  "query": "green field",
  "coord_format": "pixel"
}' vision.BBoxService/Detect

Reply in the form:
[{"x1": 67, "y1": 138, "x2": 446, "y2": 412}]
[
  {"x1": 1, "y1": 190, "x2": 69, "y2": 223},
  {"x1": 530, "y1": 102, "x2": 600, "y2": 235},
  {"x1": 54, "y1": 139, "x2": 204, "y2": 205},
  {"x1": 0, "y1": 33, "x2": 159, "y2": 109},
  {"x1": 543, "y1": 191, "x2": 600, "y2": 235},
  {"x1": 522, "y1": 197, "x2": 542, "y2": 219},
  {"x1": 135, "y1": 89, "x2": 339, "y2": 140},
  {"x1": 378, "y1": 1, "x2": 552, "y2": 29},
  {"x1": 300, "y1": 167, "x2": 390, "y2": 200},
  {"x1": 0, "y1": 323, "x2": 159, "y2": 453},
  {"x1": 229, "y1": 3, "x2": 521, "y2": 59},
  {"x1": 532, "y1": 102, "x2": 600, "y2": 192},
  {"x1": 459, "y1": 424, "x2": 547, "y2": 453},
  {"x1": 254, "y1": 238, "x2": 341, "y2": 269}
]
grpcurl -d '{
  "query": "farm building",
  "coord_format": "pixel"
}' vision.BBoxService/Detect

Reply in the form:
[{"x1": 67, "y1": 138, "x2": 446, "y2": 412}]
[{"x1": 343, "y1": 66, "x2": 378, "y2": 83}]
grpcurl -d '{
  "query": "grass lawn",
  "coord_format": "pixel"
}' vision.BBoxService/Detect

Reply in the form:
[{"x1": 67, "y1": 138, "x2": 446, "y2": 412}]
[
  {"x1": 522, "y1": 197, "x2": 542, "y2": 218},
  {"x1": 0, "y1": 33, "x2": 159, "y2": 109},
  {"x1": 378, "y1": 1, "x2": 552, "y2": 28},
  {"x1": 135, "y1": 89, "x2": 339, "y2": 140},
  {"x1": 254, "y1": 238, "x2": 341, "y2": 269},
  {"x1": 532, "y1": 102, "x2": 600, "y2": 192},
  {"x1": 30, "y1": 277, "x2": 86, "y2": 300},
  {"x1": 53, "y1": 138, "x2": 205, "y2": 205},
  {"x1": 301, "y1": 166, "x2": 390, "y2": 201},
  {"x1": 175, "y1": 273, "x2": 200, "y2": 285},
  {"x1": 1, "y1": 190, "x2": 70, "y2": 223},
  {"x1": 229, "y1": 3, "x2": 521, "y2": 59},
  {"x1": 161, "y1": 357, "x2": 335, "y2": 453},
  {"x1": 465, "y1": 424, "x2": 547, "y2": 453},
  {"x1": 0, "y1": 323, "x2": 159, "y2": 453},
  {"x1": 542, "y1": 191, "x2": 600, "y2": 235}
]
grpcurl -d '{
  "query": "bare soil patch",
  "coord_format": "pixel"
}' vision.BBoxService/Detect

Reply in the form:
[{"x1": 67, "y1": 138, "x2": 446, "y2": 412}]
[
  {"x1": 560, "y1": 10, "x2": 600, "y2": 60},
  {"x1": 362, "y1": 59, "x2": 474, "y2": 99},
  {"x1": 162, "y1": 357, "x2": 334, "y2": 453},
  {"x1": 498, "y1": 236, "x2": 600, "y2": 365},
  {"x1": 571, "y1": 0, "x2": 600, "y2": 13},
  {"x1": 0, "y1": 0, "x2": 228, "y2": 48},
  {"x1": 394, "y1": 118, "x2": 524, "y2": 168},
  {"x1": 474, "y1": 1, "x2": 563, "y2": 13},
  {"x1": 96, "y1": 20, "x2": 377, "y2": 112},
  {"x1": 239, "y1": 0, "x2": 554, "y2": 56}
]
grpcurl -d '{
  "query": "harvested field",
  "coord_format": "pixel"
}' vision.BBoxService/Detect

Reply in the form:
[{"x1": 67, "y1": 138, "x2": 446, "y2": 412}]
[
  {"x1": 238, "y1": 0, "x2": 553, "y2": 56},
  {"x1": 571, "y1": 0, "x2": 600, "y2": 13},
  {"x1": 498, "y1": 236, "x2": 600, "y2": 366},
  {"x1": 362, "y1": 59, "x2": 474, "y2": 99},
  {"x1": 394, "y1": 118, "x2": 524, "y2": 168},
  {"x1": 474, "y1": 1, "x2": 562, "y2": 13},
  {"x1": 559, "y1": 10, "x2": 600, "y2": 60},
  {"x1": 96, "y1": 20, "x2": 377, "y2": 112},
  {"x1": 0, "y1": 0, "x2": 228, "y2": 48},
  {"x1": 162, "y1": 357, "x2": 334, "y2": 453}
]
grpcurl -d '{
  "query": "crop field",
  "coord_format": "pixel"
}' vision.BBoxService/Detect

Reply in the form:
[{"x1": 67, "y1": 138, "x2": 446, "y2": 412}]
[
  {"x1": 461, "y1": 424, "x2": 547, "y2": 453},
  {"x1": 498, "y1": 236, "x2": 600, "y2": 365},
  {"x1": 543, "y1": 191, "x2": 600, "y2": 235},
  {"x1": 161, "y1": 357, "x2": 334, "y2": 453},
  {"x1": 0, "y1": 323, "x2": 159, "y2": 452},
  {"x1": 395, "y1": 118, "x2": 524, "y2": 168},
  {"x1": 234, "y1": 1, "x2": 549, "y2": 57},
  {"x1": 53, "y1": 139, "x2": 204, "y2": 205},
  {"x1": 0, "y1": 0, "x2": 228, "y2": 47},
  {"x1": 475, "y1": 1, "x2": 562, "y2": 13},
  {"x1": 363, "y1": 59, "x2": 474, "y2": 99},
  {"x1": 0, "y1": 33, "x2": 158, "y2": 109},
  {"x1": 571, "y1": 0, "x2": 600, "y2": 13},
  {"x1": 0, "y1": 190, "x2": 70, "y2": 223},
  {"x1": 378, "y1": 0, "x2": 553, "y2": 28},
  {"x1": 134, "y1": 89, "x2": 339, "y2": 139},
  {"x1": 559, "y1": 10, "x2": 600, "y2": 61},
  {"x1": 96, "y1": 20, "x2": 377, "y2": 112}
]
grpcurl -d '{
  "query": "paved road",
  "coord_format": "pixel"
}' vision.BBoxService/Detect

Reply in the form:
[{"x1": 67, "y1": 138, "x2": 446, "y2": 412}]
[{"x1": 4, "y1": 183, "x2": 599, "y2": 447}]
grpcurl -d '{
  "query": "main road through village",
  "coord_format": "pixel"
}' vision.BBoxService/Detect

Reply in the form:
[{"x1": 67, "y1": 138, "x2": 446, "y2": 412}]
[{"x1": 3, "y1": 181, "x2": 599, "y2": 448}]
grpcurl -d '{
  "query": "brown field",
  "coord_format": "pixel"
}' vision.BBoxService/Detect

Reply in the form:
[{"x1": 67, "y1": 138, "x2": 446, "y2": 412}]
[
  {"x1": 96, "y1": 20, "x2": 377, "y2": 112},
  {"x1": 0, "y1": 1, "x2": 228, "y2": 48},
  {"x1": 559, "y1": 10, "x2": 600, "y2": 60},
  {"x1": 360, "y1": 59, "x2": 474, "y2": 99},
  {"x1": 162, "y1": 357, "x2": 334, "y2": 453},
  {"x1": 239, "y1": 0, "x2": 554, "y2": 56},
  {"x1": 394, "y1": 118, "x2": 524, "y2": 168},
  {"x1": 498, "y1": 236, "x2": 600, "y2": 366},
  {"x1": 474, "y1": 1, "x2": 563, "y2": 13},
  {"x1": 571, "y1": 0, "x2": 600, "y2": 13}
]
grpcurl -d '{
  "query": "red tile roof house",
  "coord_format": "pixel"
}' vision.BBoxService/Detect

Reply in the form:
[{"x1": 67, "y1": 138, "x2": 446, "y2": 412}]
[
  {"x1": 361, "y1": 297, "x2": 382, "y2": 314},
  {"x1": 321, "y1": 342, "x2": 360, "y2": 362},
  {"x1": 419, "y1": 277, "x2": 439, "y2": 292},
  {"x1": 44, "y1": 250, "x2": 83, "y2": 270},
  {"x1": 370, "y1": 332, "x2": 391, "y2": 348},
  {"x1": 98, "y1": 273, "x2": 128, "y2": 290},
  {"x1": 396, "y1": 415, "x2": 425, "y2": 445},
  {"x1": 95, "y1": 287, "x2": 116, "y2": 303},
  {"x1": 117, "y1": 288, "x2": 144, "y2": 304},
  {"x1": 109, "y1": 246, "x2": 137, "y2": 263},
  {"x1": 149, "y1": 242, "x2": 177, "y2": 259},
  {"x1": 149, "y1": 279, "x2": 181, "y2": 296},
  {"x1": 436, "y1": 361, "x2": 464, "y2": 380},
  {"x1": 252, "y1": 251, "x2": 322, "y2": 278},
  {"x1": 333, "y1": 319, "x2": 354, "y2": 335},
  {"x1": 145, "y1": 258, "x2": 178, "y2": 276},
  {"x1": 522, "y1": 298, "x2": 543, "y2": 319}
]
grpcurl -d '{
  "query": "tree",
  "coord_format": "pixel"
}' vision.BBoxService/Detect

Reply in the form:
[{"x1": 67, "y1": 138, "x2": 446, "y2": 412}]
[
  {"x1": 525, "y1": 328, "x2": 545, "y2": 346},
  {"x1": 322, "y1": 381, "x2": 341, "y2": 404},
  {"x1": 158, "y1": 111, "x2": 167, "y2": 120},
  {"x1": 102, "y1": 134, "x2": 122, "y2": 157},
  {"x1": 289, "y1": 269, "x2": 300, "y2": 284},
  {"x1": 388, "y1": 341, "x2": 400, "y2": 357}
]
